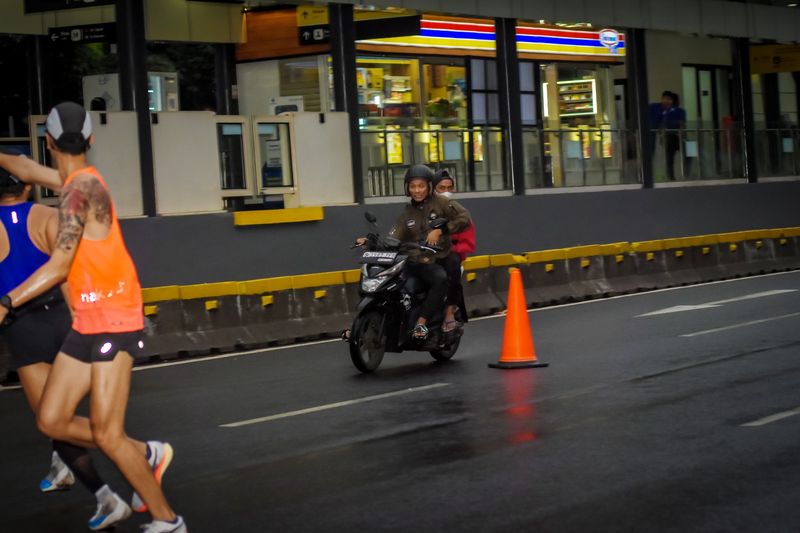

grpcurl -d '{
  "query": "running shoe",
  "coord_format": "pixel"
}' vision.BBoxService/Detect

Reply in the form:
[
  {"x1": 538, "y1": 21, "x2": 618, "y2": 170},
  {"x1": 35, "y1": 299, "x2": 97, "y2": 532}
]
[
  {"x1": 39, "y1": 451, "x2": 75, "y2": 492},
  {"x1": 131, "y1": 441, "x2": 174, "y2": 513},
  {"x1": 140, "y1": 515, "x2": 187, "y2": 533},
  {"x1": 88, "y1": 491, "x2": 132, "y2": 530}
]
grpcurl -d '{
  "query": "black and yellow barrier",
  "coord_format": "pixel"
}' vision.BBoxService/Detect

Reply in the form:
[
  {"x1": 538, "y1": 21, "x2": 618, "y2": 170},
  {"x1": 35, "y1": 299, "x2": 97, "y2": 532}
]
[
  {"x1": 141, "y1": 286, "x2": 186, "y2": 359},
  {"x1": 523, "y1": 249, "x2": 572, "y2": 307},
  {"x1": 3, "y1": 226, "x2": 800, "y2": 379},
  {"x1": 462, "y1": 256, "x2": 504, "y2": 316},
  {"x1": 770, "y1": 227, "x2": 800, "y2": 271}
]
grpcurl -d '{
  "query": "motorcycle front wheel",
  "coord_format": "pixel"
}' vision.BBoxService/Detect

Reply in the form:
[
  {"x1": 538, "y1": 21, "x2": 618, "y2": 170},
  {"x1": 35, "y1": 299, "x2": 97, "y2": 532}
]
[{"x1": 349, "y1": 311, "x2": 386, "y2": 373}]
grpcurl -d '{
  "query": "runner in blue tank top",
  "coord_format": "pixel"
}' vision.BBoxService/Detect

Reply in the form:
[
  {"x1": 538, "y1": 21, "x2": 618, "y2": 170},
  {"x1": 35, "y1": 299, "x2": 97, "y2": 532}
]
[{"x1": 0, "y1": 163, "x2": 133, "y2": 530}]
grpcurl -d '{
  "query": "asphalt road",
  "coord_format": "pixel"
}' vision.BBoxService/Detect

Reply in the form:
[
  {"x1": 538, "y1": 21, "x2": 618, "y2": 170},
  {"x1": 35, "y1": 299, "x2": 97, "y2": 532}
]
[{"x1": 2, "y1": 271, "x2": 799, "y2": 533}]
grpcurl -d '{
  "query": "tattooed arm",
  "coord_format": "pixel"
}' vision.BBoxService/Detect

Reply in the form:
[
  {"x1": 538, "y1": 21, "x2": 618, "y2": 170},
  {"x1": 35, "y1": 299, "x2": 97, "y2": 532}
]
[
  {"x1": 0, "y1": 151, "x2": 62, "y2": 192},
  {"x1": 0, "y1": 176, "x2": 90, "y2": 316}
]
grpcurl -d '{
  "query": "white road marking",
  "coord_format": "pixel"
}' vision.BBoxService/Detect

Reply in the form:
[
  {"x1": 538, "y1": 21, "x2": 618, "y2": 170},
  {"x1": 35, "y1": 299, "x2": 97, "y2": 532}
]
[
  {"x1": 131, "y1": 338, "x2": 340, "y2": 372},
  {"x1": 0, "y1": 385, "x2": 21, "y2": 392},
  {"x1": 220, "y1": 382, "x2": 452, "y2": 428},
  {"x1": 680, "y1": 311, "x2": 800, "y2": 338},
  {"x1": 1, "y1": 270, "x2": 799, "y2": 394},
  {"x1": 637, "y1": 289, "x2": 797, "y2": 317},
  {"x1": 741, "y1": 406, "x2": 800, "y2": 427}
]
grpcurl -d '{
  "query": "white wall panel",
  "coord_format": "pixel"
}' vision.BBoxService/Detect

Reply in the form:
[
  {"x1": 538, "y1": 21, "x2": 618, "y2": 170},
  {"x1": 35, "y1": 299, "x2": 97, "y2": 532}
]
[
  {"x1": 236, "y1": 61, "x2": 281, "y2": 117},
  {"x1": 151, "y1": 112, "x2": 223, "y2": 215},
  {"x1": 646, "y1": 30, "x2": 732, "y2": 103},
  {"x1": 87, "y1": 112, "x2": 143, "y2": 218}
]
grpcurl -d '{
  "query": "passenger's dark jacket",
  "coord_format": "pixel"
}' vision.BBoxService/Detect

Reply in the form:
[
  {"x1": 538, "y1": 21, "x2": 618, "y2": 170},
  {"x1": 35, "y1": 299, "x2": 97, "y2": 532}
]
[{"x1": 389, "y1": 194, "x2": 471, "y2": 263}]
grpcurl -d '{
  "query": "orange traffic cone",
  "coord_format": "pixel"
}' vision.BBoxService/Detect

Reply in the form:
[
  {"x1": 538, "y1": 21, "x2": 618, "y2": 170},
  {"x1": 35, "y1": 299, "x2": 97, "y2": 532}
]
[{"x1": 489, "y1": 267, "x2": 549, "y2": 369}]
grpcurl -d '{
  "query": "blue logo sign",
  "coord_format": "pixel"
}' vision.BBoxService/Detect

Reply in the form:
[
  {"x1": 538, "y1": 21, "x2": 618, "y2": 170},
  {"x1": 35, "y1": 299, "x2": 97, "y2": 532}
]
[{"x1": 599, "y1": 29, "x2": 621, "y2": 54}]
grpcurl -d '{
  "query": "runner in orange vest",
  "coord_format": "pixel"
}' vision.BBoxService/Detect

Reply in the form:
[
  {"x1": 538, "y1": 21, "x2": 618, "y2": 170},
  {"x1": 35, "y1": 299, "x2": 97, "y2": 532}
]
[{"x1": 0, "y1": 102, "x2": 186, "y2": 533}]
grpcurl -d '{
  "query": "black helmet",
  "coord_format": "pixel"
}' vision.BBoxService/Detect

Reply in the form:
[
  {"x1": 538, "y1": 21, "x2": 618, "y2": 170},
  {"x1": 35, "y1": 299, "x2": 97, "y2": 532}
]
[
  {"x1": 432, "y1": 168, "x2": 453, "y2": 187},
  {"x1": 403, "y1": 164, "x2": 434, "y2": 197},
  {"x1": 0, "y1": 151, "x2": 25, "y2": 197}
]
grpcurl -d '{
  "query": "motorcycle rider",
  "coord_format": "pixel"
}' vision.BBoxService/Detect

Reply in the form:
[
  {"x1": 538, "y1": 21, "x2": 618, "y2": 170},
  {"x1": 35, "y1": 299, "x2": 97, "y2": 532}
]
[
  {"x1": 432, "y1": 169, "x2": 475, "y2": 331},
  {"x1": 388, "y1": 164, "x2": 471, "y2": 340}
]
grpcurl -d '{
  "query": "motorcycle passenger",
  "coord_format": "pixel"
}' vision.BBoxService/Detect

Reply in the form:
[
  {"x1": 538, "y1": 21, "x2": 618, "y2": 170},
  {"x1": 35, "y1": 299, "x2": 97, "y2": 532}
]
[
  {"x1": 389, "y1": 164, "x2": 471, "y2": 340},
  {"x1": 432, "y1": 169, "x2": 475, "y2": 331}
]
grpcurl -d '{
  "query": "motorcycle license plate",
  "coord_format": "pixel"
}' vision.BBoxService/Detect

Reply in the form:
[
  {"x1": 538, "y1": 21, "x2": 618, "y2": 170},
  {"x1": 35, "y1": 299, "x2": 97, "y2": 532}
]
[{"x1": 361, "y1": 251, "x2": 398, "y2": 265}]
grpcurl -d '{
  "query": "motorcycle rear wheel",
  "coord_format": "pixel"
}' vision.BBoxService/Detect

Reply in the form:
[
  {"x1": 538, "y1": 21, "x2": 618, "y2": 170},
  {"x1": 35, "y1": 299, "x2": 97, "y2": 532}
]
[
  {"x1": 430, "y1": 333, "x2": 460, "y2": 362},
  {"x1": 349, "y1": 311, "x2": 386, "y2": 373}
]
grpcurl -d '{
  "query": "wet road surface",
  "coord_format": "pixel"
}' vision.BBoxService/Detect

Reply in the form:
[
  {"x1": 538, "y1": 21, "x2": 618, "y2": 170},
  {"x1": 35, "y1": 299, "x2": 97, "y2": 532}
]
[{"x1": 2, "y1": 271, "x2": 800, "y2": 532}]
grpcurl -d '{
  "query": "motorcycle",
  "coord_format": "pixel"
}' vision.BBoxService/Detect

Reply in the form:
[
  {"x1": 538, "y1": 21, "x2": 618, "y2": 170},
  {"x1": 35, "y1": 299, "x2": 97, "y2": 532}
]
[{"x1": 347, "y1": 212, "x2": 463, "y2": 373}]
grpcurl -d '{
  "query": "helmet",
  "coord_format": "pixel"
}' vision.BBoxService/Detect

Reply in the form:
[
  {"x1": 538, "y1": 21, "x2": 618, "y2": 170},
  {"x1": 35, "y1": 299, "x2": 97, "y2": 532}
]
[
  {"x1": 432, "y1": 168, "x2": 453, "y2": 188},
  {"x1": 403, "y1": 164, "x2": 434, "y2": 197},
  {"x1": 0, "y1": 151, "x2": 25, "y2": 197}
]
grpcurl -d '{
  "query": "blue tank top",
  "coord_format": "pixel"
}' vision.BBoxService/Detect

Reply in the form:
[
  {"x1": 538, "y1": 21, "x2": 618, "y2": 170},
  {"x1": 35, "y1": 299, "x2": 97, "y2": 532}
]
[{"x1": 0, "y1": 203, "x2": 50, "y2": 296}]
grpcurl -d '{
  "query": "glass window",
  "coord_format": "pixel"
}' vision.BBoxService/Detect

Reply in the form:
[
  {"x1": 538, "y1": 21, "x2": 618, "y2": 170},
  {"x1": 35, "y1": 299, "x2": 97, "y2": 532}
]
[
  {"x1": 217, "y1": 123, "x2": 246, "y2": 190},
  {"x1": 279, "y1": 57, "x2": 323, "y2": 112},
  {"x1": 356, "y1": 57, "x2": 421, "y2": 129},
  {"x1": 256, "y1": 123, "x2": 293, "y2": 189},
  {"x1": 521, "y1": 94, "x2": 537, "y2": 125},
  {"x1": 520, "y1": 62, "x2": 535, "y2": 92},
  {"x1": 469, "y1": 59, "x2": 501, "y2": 126},
  {"x1": 470, "y1": 59, "x2": 485, "y2": 90},
  {"x1": 486, "y1": 60, "x2": 498, "y2": 91},
  {"x1": 422, "y1": 60, "x2": 467, "y2": 127},
  {"x1": 488, "y1": 93, "x2": 500, "y2": 124}
]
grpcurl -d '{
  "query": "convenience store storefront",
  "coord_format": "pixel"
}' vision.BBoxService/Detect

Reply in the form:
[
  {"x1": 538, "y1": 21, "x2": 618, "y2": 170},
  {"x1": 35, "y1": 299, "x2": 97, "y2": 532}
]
[{"x1": 236, "y1": 9, "x2": 631, "y2": 198}]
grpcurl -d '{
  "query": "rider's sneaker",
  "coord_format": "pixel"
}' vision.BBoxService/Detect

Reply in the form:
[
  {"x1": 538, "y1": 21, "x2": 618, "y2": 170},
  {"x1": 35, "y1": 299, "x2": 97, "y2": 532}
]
[
  {"x1": 88, "y1": 490, "x2": 132, "y2": 530},
  {"x1": 131, "y1": 441, "x2": 174, "y2": 513},
  {"x1": 39, "y1": 451, "x2": 75, "y2": 492},
  {"x1": 140, "y1": 515, "x2": 187, "y2": 533}
]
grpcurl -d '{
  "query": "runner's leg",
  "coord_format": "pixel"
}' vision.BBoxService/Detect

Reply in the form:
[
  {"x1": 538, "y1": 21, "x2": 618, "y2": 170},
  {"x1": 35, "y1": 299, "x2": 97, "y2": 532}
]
[
  {"x1": 37, "y1": 353, "x2": 94, "y2": 448},
  {"x1": 19, "y1": 362, "x2": 103, "y2": 492},
  {"x1": 89, "y1": 351, "x2": 176, "y2": 522},
  {"x1": 38, "y1": 352, "x2": 148, "y2": 455}
]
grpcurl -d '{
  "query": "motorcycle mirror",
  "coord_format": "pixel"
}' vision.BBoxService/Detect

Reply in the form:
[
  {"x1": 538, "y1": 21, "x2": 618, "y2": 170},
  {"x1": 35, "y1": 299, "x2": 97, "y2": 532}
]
[{"x1": 364, "y1": 211, "x2": 378, "y2": 224}]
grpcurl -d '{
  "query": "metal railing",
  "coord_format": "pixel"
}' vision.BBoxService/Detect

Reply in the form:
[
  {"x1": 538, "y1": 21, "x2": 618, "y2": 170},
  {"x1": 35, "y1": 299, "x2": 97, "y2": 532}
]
[
  {"x1": 754, "y1": 128, "x2": 800, "y2": 177},
  {"x1": 360, "y1": 127, "x2": 507, "y2": 197},
  {"x1": 524, "y1": 127, "x2": 641, "y2": 188},
  {"x1": 650, "y1": 128, "x2": 744, "y2": 182}
]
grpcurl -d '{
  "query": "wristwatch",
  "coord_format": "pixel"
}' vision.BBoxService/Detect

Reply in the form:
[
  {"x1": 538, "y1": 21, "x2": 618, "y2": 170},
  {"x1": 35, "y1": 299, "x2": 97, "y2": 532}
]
[{"x1": 0, "y1": 294, "x2": 13, "y2": 312}]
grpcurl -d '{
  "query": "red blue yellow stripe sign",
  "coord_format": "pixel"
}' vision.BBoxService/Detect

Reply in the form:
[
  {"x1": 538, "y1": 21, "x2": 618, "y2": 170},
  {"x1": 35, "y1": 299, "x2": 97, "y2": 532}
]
[{"x1": 359, "y1": 17, "x2": 625, "y2": 58}]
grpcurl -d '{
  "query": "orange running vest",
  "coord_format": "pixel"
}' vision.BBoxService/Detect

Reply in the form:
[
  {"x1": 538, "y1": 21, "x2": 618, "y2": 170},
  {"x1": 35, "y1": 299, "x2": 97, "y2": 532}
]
[{"x1": 64, "y1": 167, "x2": 143, "y2": 334}]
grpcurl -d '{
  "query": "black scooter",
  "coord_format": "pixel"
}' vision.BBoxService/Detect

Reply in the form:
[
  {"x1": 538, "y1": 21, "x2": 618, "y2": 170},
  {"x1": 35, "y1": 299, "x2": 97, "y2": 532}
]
[{"x1": 347, "y1": 213, "x2": 463, "y2": 373}]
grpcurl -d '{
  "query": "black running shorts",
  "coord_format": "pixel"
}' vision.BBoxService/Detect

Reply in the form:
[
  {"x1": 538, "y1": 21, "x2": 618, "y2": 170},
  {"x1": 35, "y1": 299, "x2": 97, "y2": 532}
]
[
  {"x1": 61, "y1": 329, "x2": 145, "y2": 364},
  {"x1": 2, "y1": 291, "x2": 72, "y2": 370}
]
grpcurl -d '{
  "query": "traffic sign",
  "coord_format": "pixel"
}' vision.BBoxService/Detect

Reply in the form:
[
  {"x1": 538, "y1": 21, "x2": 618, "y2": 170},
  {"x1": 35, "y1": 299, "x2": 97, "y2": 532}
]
[
  {"x1": 48, "y1": 22, "x2": 116, "y2": 44},
  {"x1": 299, "y1": 25, "x2": 331, "y2": 45}
]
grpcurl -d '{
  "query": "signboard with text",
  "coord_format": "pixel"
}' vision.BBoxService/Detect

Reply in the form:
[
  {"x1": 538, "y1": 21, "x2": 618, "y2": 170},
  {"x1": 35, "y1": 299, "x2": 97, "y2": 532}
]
[
  {"x1": 48, "y1": 23, "x2": 116, "y2": 44},
  {"x1": 751, "y1": 44, "x2": 800, "y2": 74},
  {"x1": 25, "y1": 0, "x2": 114, "y2": 14}
]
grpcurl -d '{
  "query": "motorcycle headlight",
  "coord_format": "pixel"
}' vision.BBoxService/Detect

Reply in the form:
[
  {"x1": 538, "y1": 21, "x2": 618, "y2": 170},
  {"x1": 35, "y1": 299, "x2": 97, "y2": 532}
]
[{"x1": 361, "y1": 277, "x2": 385, "y2": 293}]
